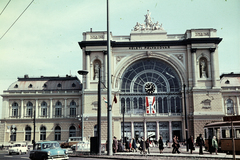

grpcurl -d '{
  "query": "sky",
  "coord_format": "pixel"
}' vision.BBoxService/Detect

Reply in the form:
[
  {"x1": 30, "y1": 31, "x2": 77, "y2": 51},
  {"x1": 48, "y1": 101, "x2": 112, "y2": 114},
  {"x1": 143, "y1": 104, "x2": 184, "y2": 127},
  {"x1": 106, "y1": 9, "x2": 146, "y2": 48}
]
[{"x1": 0, "y1": 0, "x2": 239, "y2": 117}]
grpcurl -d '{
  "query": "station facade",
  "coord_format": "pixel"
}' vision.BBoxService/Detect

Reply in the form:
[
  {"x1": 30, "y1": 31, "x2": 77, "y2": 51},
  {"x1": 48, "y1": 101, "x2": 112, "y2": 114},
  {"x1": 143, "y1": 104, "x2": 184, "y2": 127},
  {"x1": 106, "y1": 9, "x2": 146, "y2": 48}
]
[{"x1": 1, "y1": 11, "x2": 239, "y2": 145}]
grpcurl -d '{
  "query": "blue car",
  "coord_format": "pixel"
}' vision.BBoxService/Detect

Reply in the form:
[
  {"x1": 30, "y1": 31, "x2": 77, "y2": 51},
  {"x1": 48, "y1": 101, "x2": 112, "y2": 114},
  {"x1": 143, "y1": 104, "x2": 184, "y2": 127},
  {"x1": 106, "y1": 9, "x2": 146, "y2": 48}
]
[{"x1": 29, "y1": 141, "x2": 69, "y2": 160}]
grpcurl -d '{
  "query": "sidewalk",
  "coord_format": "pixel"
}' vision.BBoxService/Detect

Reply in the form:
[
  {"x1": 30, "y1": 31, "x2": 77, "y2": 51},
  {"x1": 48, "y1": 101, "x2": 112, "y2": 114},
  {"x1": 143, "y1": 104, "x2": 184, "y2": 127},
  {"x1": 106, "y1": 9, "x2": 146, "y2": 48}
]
[{"x1": 75, "y1": 146, "x2": 240, "y2": 160}]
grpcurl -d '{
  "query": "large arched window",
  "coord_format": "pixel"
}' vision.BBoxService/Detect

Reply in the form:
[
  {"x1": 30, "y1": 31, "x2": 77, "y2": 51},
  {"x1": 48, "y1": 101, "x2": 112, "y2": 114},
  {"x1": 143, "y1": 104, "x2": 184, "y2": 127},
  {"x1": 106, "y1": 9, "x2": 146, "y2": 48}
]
[
  {"x1": 55, "y1": 101, "x2": 62, "y2": 117},
  {"x1": 55, "y1": 126, "x2": 61, "y2": 140},
  {"x1": 70, "y1": 101, "x2": 76, "y2": 117},
  {"x1": 12, "y1": 102, "x2": 19, "y2": 117},
  {"x1": 69, "y1": 126, "x2": 76, "y2": 137},
  {"x1": 25, "y1": 126, "x2": 31, "y2": 141},
  {"x1": 227, "y1": 99, "x2": 234, "y2": 115},
  {"x1": 26, "y1": 102, "x2": 33, "y2": 117},
  {"x1": 120, "y1": 59, "x2": 182, "y2": 115},
  {"x1": 40, "y1": 126, "x2": 46, "y2": 140},
  {"x1": 41, "y1": 101, "x2": 47, "y2": 117}
]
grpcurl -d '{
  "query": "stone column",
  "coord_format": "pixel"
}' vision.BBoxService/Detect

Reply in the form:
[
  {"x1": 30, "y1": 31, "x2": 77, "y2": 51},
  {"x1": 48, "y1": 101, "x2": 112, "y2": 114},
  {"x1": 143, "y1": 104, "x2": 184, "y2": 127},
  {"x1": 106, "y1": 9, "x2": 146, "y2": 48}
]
[
  {"x1": 131, "y1": 121, "x2": 134, "y2": 139},
  {"x1": 21, "y1": 99, "x2": 24, "y2": 118},
  {"x1": 144, "y1": 120, "x2": 147, "y2": 140},
  {"x1": 236, "y1": 96, "x2": 240, "y2": 115},
  {"x1": 64, "y1": 99, "x2": 67, "y2": 117},
  {"x1": 210, "y1": 48, "x2": 216, "y2": 88},
  {"x1": 35, "y1": 99, "x2": 38, "y2": 118},
  {"x1": 50, "y1": 99, "x2": 52, "y2": 118},
  {"x1": 156, "y1": 121, "x2": 159, "y2": 141},
  {"x1": 191, "y1": 49, "x2": 197, "y2": 88},
  {"x1": 85, "y1": 51, "x2": 91, "y2": 89},
  {"x1": 169, "y1": 121, "x2": 172, "y2": 142}
]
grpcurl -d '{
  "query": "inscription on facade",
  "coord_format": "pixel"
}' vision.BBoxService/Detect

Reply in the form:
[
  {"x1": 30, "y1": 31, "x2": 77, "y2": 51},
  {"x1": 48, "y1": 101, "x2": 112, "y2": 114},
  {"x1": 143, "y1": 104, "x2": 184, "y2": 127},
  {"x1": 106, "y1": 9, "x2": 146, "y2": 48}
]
[
  {"x1": 129, "y1": 46, "x2": 170, "y2": 50},
  {"x1": 195, "y1": 32, "x2": 209, "y2": 36},
  {"x1": 90, "y1": 35, "x2": 104, "y2": 39}
]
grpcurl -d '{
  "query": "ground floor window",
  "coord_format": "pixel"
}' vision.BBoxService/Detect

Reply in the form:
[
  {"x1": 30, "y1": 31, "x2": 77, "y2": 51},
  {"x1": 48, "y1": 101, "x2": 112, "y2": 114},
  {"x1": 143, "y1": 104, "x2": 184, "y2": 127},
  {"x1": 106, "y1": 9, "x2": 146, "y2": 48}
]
[
  {"x1": 40, "y1": 126, "x2": 46, "y2": 140},
  {"x1": 25, "y1": 126, "x2": 31, "y2": 141},
  {"x1": 55, "y1": 126, "x2": 61, "y2": 140},
  {"x1": 69, "y1": 126, "x2": 76, "y2": 137}
]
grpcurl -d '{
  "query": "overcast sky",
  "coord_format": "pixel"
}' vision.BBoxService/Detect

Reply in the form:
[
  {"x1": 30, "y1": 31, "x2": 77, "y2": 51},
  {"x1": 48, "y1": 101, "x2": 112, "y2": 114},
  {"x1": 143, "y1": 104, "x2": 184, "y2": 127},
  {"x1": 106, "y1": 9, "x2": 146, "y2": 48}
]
[{"x1": 0, "y1": 0, "x2": 239, "y2": 117}]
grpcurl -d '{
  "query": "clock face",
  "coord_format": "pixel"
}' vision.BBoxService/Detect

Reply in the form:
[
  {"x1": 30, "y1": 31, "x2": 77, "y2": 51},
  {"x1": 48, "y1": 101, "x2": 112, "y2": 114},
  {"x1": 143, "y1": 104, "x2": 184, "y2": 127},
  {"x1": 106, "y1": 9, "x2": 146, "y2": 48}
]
[{"x1": 145, "y1": 82, "x2": 155, "y2": 94}]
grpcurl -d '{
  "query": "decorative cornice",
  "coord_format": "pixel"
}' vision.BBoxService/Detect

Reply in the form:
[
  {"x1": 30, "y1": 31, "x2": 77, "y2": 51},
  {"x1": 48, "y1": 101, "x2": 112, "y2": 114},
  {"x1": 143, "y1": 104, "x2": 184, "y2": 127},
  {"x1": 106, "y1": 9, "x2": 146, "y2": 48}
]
[
  {"x1": 209, "y1": 48, "x2": 216, "y2": 53},
  {"x1": 191, "y1": 48, "x2": 197, "y2": 53}
]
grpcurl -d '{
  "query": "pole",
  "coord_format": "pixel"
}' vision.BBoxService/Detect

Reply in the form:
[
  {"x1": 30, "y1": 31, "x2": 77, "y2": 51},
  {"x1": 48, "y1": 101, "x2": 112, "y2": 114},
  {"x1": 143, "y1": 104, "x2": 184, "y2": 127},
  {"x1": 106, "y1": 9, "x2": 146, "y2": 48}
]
[
  {"x1": 107, "y1": 0, "x2": 112, "y2": 155},
  {"x1": 183, "y1": 84, "x2": 189, "y2": 151},
  {"x1": 123, "y1": 106, "x2": 125, "y2": 145},
  {"x1": 97, "y1": 67, "x2": 101, "y2": 155},
  {"x1": 33, "y1": 110, "x2": 36, "y2": 149},
  {"x1": 232, "y1": 121, "x2": 236, "y2": 160}
]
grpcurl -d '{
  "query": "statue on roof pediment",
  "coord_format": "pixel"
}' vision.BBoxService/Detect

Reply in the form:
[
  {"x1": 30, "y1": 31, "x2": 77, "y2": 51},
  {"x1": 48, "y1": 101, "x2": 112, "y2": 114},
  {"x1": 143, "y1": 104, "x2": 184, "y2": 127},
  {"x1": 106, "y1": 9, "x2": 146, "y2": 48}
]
[{"x1": 133, "y1": 10, "x2": 165, "y2": 31}]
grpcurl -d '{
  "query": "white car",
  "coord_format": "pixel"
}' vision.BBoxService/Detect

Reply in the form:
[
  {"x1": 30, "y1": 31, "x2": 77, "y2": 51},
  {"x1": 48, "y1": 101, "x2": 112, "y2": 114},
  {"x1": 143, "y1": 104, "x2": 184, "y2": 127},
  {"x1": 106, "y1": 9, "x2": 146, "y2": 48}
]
[{"x1": 9, "y1": 143, "x2": 28, "y2": 155}]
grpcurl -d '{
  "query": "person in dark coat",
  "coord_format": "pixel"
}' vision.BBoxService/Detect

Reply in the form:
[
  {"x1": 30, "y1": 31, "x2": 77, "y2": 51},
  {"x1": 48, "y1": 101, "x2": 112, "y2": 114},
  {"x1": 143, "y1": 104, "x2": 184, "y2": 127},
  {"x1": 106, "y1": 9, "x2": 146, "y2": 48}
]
[
  {"x1": 196, "y1": 134, "x2": 204, "y2": 155},
  {"x1": 140, "y1": 137, "x2": 146, "y2": 154},
  {"x1": 132, "y1": 138, "x2": 137, "y2": 152},
  {"x1": 112, "y1": 136, "x2": 118, "y2": 153},
  {"x1": 145, "y1": 138, "x2": 150, "y2": 154},
  {"x1": 187, "y1": 136, "x2": 194, "y2": 154},
  {"x1": 125, "y1": 137, "x2": 130, "y2": 152},
  {"x1": 208, "y1": 136, "x2": 213, "y2": 154},
  {"x1": 117, "y1": 140, "x2": 122, "y2": 152},
  {"x1": 158, "y1": 136, "x2": 164, "y2": 154}
]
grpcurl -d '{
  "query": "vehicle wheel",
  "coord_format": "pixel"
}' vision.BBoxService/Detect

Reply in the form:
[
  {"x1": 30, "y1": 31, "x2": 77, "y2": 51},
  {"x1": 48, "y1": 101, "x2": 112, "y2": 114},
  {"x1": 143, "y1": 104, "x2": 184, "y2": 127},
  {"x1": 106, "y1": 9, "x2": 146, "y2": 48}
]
[{"x1": 9, "y1": 153, "x2": 11, "y2": 155}]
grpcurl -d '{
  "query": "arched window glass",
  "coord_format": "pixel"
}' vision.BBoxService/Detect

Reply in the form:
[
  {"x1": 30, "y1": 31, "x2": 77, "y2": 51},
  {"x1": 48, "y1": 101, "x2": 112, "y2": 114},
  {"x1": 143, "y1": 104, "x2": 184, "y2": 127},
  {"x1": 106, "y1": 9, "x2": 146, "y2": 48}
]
[
  {"x1": 158, "y1": 97, "x2": 163, "y2": 113},
  {"x1": 163, "y1": 97, "x2": 168, "y2": 113},
  {"x1": 26, "y1": 102, "x2": 33, "y2": 117},
  {"x1": 40, "y1": 126, "x2": 46, "y2": 140},
  {"x1": 25, "y1": 126, "x2": 31, "y2": 141},
  {"x1": 176, "y1": 97, "x2": 181, "y2": 113},
  {"x1": 55, "y1": 126, "x2": 61, "y2": 140},
  {"x1": 171, "y1": 97, "x2": 175, "y2": 113},
  {"x1": 70, "y1": 101, "x2": 76, "y2": 117},
  {"x1": 121, "y1": 98, "x2": 125, "y2": 114},
  {"x1": 55, "y1": 101, "x2": 62, "y2": 117},
  {"x1": 126, "y1": 98, "x2": 130, "y2": 113},
  {"x1": 69, "y1": 126, "x2": 76, "y2": 137},
  {"x1": 12, "y1": 102, "x2": 18, "y2": 117},
  {"x1": 227, "y1": 99, "x2": 234, "y2": 115},
  {"x1": 41, "y1": 101, "x2": 47, "y2": 117}
]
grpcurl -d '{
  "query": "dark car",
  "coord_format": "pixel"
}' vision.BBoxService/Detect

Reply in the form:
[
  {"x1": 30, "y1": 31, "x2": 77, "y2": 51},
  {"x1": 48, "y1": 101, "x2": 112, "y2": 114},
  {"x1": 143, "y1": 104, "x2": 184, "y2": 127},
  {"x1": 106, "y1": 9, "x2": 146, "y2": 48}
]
[{"x1": 29, "y1": 141, "x2": 69, "y2": 160}]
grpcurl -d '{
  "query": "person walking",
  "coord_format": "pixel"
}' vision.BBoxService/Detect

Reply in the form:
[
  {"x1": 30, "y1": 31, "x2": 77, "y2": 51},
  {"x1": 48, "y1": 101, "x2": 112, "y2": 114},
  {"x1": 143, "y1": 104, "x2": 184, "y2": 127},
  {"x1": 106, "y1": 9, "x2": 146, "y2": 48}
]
[
  {"x1": 187, "y1": 136, "x2": 194, "y2": 154},
  {"x1": 172, "y1": 135, "x2": 180, "y2": 153},
  {"x1": 145, "y1": 138, "x2": 150, "y2": 154},
  {"x1": 112, "y1": 136, "x2": 118, "y2": 153},
  {"x1": 212, "y1": 136, "x2": 218, "y2": 155},
  {"x1": 140, "y1": 137, "x2": 146, "y2": 154},
  {"x1": 158, "y1": 136, "x2": 164, "y2": 154},
  {"x1": 196, "y1": 134, "x2": 204, "y2": 155},
  {"x1": 132, "y1": 138, "x2": 137, "y2": 152}
]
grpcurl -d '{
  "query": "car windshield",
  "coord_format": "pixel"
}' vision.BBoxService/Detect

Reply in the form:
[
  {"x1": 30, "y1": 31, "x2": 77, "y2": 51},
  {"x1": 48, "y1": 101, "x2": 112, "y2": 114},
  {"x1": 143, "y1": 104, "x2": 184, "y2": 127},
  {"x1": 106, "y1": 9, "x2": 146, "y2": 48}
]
[
  {"x1": 13, "y1": 144, "x2": 21, "y2": 147},
  {"x1": 41, "y1": 143, "x2": 60, "y2": 149}
]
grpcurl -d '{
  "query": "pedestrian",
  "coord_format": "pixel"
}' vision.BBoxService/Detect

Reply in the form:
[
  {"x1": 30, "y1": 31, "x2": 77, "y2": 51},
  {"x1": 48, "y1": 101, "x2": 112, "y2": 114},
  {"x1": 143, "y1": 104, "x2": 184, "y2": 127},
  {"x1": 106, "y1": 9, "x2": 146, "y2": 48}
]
[
  {"x1": 132, "y1": 138, "x2": 137, "y2": 152},
  {"x1": 125, "y1": 137, "x2": 130, "y2": 152},
  {"x1": 187, "y1": 136, "x2": 194, "y2": 154},
  {"x1": 212, "y1": 136, "x2": 218, "y2": 155},
  {"x1": 172, "y1": 135, "x2": 181, "y2": 154},
  {"x1": 145, "y1": 138, "x2": 150, "y2": 154},
  {"x1": 140, "y1": 137, "x2": 146, "y2": 154},
  {"x1": 196, "y1": 134, "x2": 204, "y2": 155},
  {"x1": 208, "y1": 136, "x2": 213, "y2": 154},
  {"x1": 158, "y1": 136, "x2": 164, "y2": 154},
  {"x1": 112, "y1": 136, "x2": 118, "y2": 153}
]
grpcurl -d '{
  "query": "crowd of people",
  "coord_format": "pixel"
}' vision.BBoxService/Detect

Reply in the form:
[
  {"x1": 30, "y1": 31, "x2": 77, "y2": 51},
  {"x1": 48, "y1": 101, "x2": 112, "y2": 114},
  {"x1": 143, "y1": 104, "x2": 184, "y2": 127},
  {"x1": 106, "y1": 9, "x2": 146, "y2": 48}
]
[{"x1": 112, "y1": 134, "x2": 219, "y2": 155}]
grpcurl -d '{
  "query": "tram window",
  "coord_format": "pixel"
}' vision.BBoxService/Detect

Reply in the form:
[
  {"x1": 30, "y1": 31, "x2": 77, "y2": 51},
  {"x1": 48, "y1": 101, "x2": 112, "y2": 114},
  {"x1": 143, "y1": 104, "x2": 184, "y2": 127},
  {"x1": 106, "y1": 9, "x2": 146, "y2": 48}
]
[
  {"x1": 222, "y1": 130, "x2": 226, "y2": 138},
  {"x1": 222, "y1": 129, "x2": 232, "y2": 138},
  {"x1": 236, "y1": 129, "x2": 240, "y2": 138}
]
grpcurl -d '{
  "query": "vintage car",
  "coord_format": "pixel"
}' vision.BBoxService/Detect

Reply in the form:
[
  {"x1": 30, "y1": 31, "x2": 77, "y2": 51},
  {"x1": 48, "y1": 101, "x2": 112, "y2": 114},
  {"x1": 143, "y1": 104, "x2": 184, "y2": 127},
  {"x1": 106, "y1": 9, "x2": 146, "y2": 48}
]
[
  {"x1": 29, "y1": 141, "x2": 69, "y2": 160},
  {"x1": 8, "y1": 143, "x2": 28, "y2": 155}
]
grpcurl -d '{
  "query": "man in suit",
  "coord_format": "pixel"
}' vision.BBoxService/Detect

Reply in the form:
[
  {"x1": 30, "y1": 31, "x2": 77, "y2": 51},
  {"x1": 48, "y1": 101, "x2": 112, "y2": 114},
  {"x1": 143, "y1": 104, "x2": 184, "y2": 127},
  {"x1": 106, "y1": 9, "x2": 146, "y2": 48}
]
[{"x1": 196, "y1": 134, "x2": 204, "y2": 154}]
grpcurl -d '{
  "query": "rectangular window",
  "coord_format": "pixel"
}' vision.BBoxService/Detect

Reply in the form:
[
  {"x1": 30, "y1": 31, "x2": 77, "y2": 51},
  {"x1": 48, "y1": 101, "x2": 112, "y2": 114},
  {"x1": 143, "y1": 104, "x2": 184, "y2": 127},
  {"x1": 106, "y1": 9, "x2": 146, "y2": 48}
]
[
  {"x1": 41, "y1": 108, "x2": 47, "y2": 117},
  {"x1": 70, "y1": 108, "x2": 76, "y2": 116},
  {"x1": 25, "y1": 133, "x2": 31, "y2": 141},
  {"x1": 27, "y1": 108, "x2": 32, "y2": 116},
  {"x1": 40, "y1": 133, "x2": 46, "y2": 140},
  {"x1": 12, "y1": 108, "x2": 18, "y2": 117},
  {"x1": 55, "y1": 108, "x2": 62, "y2": 117}
]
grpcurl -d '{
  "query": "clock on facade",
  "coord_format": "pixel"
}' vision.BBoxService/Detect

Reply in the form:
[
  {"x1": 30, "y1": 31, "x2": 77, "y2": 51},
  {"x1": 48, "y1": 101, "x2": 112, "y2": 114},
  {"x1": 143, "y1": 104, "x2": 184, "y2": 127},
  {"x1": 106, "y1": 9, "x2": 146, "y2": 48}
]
[{"x1": 145, "y1": 82, "x2": 155, "y2": 94}]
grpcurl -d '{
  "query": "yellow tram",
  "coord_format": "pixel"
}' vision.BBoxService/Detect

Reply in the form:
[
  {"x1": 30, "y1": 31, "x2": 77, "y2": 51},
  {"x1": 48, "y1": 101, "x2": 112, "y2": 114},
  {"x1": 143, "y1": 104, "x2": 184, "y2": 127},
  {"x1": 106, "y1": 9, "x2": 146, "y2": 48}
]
[{"x1": 204, "y1": 121, "x2": 240, "y2": 154}]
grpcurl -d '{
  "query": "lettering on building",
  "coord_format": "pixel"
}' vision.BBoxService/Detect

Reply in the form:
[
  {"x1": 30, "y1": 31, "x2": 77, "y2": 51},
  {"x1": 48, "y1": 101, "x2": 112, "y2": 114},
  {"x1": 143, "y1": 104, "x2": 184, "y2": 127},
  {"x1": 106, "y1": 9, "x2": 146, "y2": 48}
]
[
  {"x1": 129, "y1": 46, "x2": 170, "y2": 50},
  {"x1": 195, "y1": 32, "x2": 209, "y2": 36},
  {"x1": 90, "y1": 35, "x2": 104, "y2": 39}
]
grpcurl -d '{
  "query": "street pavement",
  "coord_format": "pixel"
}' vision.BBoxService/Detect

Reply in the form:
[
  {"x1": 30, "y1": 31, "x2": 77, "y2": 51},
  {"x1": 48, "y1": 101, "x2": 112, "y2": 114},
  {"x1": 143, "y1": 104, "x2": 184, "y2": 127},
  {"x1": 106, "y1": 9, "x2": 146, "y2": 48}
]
[{"x1": 75, "y1": 146, "x2": 240, "y2": 160}]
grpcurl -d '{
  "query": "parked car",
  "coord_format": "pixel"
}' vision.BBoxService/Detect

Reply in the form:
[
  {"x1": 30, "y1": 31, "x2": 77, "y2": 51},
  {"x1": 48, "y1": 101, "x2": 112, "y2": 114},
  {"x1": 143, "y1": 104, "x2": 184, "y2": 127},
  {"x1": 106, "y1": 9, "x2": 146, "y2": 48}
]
[
  {"x1": 8, "y1": 143, "x2": 28, "y2": 155},
  {"x1": 60, "y1": 137, "x2": 86, "y2": 148},
  {"x1": 29, "y1": 141, "x2": 69, "y2": 160}
]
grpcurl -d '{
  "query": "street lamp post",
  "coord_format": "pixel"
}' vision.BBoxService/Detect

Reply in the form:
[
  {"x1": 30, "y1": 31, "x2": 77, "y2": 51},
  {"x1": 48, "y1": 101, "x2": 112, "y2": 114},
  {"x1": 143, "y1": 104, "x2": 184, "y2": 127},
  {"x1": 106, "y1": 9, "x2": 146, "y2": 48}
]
[
  {"x1": 183, "y1": 84, "x2": 189, "y2": 151},
  {"x1": 97, "y1": 67, "x2": 101, "y2": 155},
  {"x1": 78, "y1": 70, "x2": 89, "y2": 139}
]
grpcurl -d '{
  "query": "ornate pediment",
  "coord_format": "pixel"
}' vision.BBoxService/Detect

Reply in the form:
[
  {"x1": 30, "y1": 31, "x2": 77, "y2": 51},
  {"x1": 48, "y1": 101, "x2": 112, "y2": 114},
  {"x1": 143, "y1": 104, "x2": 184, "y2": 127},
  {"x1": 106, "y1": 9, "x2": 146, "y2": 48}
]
[{"x1": 201, "y1": 99, "x2": 211, "y2": 109}]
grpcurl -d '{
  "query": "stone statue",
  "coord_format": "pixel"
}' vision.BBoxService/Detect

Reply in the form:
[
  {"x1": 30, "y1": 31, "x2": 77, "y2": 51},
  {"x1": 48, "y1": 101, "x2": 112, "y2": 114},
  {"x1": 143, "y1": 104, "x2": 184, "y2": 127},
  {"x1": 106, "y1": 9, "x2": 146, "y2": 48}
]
[
  {"x1": 94, "y1": 63, "x2": 99, "y2": 80},
  {"x1": 200, "y1": 60, "x2": 207, "y2": 78},
  {"x1": 144, "y1": 10, "x2": 153, "y2": 29},
  {"x1": 134, "y1": 22, "x2": 140, "y2": 31}
]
